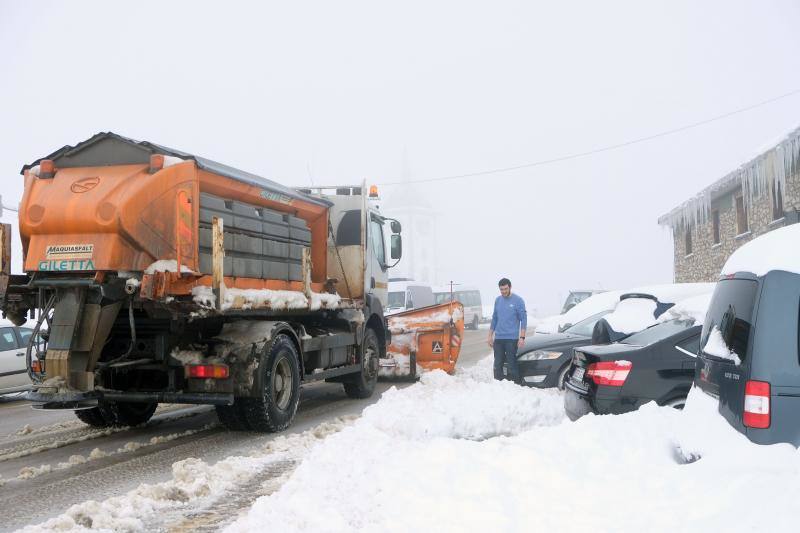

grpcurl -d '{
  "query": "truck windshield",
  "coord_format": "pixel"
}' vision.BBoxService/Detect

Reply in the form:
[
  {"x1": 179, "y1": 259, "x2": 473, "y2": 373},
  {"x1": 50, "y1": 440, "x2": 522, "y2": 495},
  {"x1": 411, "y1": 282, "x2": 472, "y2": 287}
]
[{"x1": 700, "y1": 279, "x2": 758, "y2": 363}]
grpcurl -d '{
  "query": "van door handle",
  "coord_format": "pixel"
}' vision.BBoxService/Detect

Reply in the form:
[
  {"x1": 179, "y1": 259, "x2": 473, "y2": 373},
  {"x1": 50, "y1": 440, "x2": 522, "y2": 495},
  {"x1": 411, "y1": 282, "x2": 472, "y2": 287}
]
[{"x1": 16, "y1": 352, "x2": 25, "y2": 357}]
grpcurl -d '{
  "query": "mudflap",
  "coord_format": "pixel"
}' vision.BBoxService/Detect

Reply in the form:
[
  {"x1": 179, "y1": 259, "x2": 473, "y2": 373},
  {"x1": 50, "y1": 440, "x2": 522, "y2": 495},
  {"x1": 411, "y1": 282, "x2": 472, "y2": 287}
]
[
  {"x1": 26, "y1": 389, "x2": 101, "y2": 410},
  {"x1": 380, "y1": 301, "x2": 465, "y2": 379}
]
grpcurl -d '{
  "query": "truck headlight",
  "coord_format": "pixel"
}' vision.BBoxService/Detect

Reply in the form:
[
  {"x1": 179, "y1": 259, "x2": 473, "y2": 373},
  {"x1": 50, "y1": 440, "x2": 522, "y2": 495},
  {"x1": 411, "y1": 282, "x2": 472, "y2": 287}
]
[{"x1": 519, "y1": 350, "x2": 562, "y2": 361}]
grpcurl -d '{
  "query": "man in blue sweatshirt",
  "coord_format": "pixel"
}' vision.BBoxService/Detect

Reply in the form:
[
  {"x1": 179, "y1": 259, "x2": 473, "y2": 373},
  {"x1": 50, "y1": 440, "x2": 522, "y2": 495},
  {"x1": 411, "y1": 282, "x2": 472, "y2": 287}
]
[{"x1": 488, "y1": 278, "x2": 527, "y2": 382}]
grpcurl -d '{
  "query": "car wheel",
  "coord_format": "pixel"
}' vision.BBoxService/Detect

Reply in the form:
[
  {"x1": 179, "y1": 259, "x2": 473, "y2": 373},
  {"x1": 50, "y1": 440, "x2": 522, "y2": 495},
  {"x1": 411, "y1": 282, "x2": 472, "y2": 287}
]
[{"x1": 557, "y1": 364, "x2": 570, "y2": 390}]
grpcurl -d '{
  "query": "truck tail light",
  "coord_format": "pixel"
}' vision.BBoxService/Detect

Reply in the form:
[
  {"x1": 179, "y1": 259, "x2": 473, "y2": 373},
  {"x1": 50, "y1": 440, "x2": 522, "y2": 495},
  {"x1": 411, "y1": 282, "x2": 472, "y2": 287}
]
[
  {"x1": 744, "y1": 380, "x2": 770, "y2": 429},
  {"x1": 586, "y1": 360, "x2": 632, "y2": 387},
  {"x1": 187, "y1": 364, "x2": 229, "y2": 379}
]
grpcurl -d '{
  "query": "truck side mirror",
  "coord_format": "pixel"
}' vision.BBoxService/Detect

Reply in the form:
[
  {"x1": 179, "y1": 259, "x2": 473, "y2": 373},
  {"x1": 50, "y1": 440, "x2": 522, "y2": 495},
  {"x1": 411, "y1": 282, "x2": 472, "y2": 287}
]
[
  {"x1": 390, "y1": 234, "x2": 402, "y2": 260},
  {"x1": 390, "y1": 220, "x2": 402, "y2": 233}
]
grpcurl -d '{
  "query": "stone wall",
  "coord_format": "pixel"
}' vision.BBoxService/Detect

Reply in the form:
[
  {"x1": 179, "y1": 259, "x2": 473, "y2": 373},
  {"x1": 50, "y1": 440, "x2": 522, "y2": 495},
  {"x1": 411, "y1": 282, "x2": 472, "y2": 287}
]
[{"x1": 672, "y1": 170, "x2": 800, "y2": 282}]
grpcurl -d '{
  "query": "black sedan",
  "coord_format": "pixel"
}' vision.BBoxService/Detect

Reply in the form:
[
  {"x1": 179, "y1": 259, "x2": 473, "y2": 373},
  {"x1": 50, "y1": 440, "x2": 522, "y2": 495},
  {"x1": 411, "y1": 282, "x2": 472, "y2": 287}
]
[
  {"x1": 564, "y1": 318, "x2": 701, "y2": 421},
  {"x1": 508, "y1": 310, "x2": 611, "y2": 389}
]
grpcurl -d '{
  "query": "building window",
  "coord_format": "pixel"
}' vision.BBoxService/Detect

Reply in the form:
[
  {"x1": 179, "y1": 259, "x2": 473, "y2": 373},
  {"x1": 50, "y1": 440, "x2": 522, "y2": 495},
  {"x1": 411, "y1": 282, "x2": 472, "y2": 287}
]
[
  {"x1": 736, "y1": 195, "x2": 748, "y2": 235},
  {"x1": 711, "y1": 210, "x2": 720, "y2": 244},
  {"x1": 685, "y1": 225, "x2": 692, "y2": 255},
  {"x1": 771, "y1": 181, "x2": 784, "y2": 221}
]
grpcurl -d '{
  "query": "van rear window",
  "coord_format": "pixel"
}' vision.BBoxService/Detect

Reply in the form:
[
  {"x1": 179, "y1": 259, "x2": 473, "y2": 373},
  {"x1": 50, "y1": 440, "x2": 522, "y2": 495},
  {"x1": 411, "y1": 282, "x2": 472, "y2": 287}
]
[{"x1": 701, "y1": 279, "x2": 758, "y2": 363}]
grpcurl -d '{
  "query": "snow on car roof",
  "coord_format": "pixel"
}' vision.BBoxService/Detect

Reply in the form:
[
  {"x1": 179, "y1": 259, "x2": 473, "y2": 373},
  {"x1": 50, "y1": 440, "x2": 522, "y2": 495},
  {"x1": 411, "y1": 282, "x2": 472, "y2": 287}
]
[
  {"x1": 535, "y1": 282, "x2": 715, "y2": 334},
  {"x1": 721, "y1": 223, "x2": 800, "y2": 277},
  {"x1": 657, "y1": 292, "x2": 714, "y2": 324}
]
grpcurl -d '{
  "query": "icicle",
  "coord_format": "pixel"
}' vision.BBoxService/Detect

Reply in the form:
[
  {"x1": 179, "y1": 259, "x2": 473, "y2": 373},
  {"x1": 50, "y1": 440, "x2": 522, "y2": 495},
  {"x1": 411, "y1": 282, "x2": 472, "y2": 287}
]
[{"x1": 660, "y1": 126, "x2": 800, "y2": 232}]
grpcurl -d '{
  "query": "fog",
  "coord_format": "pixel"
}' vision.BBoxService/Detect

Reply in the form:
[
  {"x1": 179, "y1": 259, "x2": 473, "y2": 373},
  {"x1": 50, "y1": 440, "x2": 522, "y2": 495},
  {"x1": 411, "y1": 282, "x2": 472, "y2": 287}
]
[{"x1": 1, "y1": 0, "x2": 799, "y2": 315}]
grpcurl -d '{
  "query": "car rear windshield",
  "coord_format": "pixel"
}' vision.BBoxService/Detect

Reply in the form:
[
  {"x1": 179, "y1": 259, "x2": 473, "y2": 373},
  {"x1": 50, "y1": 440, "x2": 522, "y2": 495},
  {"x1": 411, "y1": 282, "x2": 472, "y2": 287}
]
[
  {"x1": 621, "y1": 318, "x2": 695, "y2": 347},
  {"x1": 700, "y1": 279, "x2": 758, "y2": 363},
  {"x1": 564, "y1": 310, "x2": 611, "y2": 336}
]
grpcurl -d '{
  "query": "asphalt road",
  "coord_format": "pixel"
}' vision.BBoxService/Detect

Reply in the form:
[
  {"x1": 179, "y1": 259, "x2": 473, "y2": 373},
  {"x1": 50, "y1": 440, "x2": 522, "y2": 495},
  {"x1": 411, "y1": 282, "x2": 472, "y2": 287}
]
[{"x1": 0, "y1": 328, "x2": 493, "y2": 532}]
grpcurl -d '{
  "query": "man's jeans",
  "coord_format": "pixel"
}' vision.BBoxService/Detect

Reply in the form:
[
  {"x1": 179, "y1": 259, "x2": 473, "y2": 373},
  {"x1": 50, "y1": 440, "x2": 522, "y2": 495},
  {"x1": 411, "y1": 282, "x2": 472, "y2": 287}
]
[{"x1": 493, "y1": 339, "x2": 520, "y2": 382}]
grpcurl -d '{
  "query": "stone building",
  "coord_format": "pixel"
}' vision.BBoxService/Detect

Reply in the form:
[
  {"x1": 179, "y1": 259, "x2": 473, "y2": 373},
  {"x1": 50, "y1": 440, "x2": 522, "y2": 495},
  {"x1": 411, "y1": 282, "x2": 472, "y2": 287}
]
[{"x1": 659, "y1": 126, "x2": 800, "y2": 282}]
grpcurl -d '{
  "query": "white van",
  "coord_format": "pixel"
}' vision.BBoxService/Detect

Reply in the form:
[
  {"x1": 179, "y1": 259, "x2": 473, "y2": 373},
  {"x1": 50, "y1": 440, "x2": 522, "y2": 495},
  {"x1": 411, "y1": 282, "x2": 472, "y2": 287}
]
[
  {"x1": 434, "y1": 286, "x2": 483, "y2": 329},
  {"x1": 387, "y1": 280, "x2": 435, "y2": 315}
]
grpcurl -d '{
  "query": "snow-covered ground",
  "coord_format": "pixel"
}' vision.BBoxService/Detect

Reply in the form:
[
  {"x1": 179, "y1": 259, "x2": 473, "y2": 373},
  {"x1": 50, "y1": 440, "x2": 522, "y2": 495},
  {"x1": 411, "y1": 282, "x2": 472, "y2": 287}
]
[{"x1": 23, "y1": 355, "x2": 800, "y2": 533}]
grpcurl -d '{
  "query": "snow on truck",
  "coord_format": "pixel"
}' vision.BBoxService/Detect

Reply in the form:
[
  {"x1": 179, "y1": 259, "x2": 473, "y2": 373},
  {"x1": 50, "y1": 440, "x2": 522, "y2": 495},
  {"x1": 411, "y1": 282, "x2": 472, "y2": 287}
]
[{"x1": 0, "y1": 132, "x2": 408, "y2": 432}]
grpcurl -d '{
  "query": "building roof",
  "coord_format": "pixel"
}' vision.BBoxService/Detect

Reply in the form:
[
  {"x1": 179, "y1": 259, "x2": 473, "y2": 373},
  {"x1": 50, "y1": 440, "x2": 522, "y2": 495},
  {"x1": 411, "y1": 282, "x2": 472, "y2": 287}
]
[
  {"x1": 21, "y1": 132, "x2": 331, "y2": 208},
  {"x1": 658, "y1": 125, "x2": 800, "y2": 230}
]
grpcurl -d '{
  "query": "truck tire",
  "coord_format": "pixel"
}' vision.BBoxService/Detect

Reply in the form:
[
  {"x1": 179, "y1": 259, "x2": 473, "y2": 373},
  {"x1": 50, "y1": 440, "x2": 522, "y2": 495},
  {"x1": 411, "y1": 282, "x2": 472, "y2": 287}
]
[
  {"x1": 215, "y1": 399, "x2": 251, "y2": 431},
  {"x1": 242, "y1": 334, "x2": 301, "y2": 433},
  {"x1": 75, "y1": 406, "x2": 113, "y2": 428},
  {"x1": 343, "y1": 328, "x2": 379, "y2": 399},
  {"x1": 74, "y1": 400, "x2": 157, "y2": 427},
  {"x1": 103, "y1": 401, "x2": 158, "y2": 427}
]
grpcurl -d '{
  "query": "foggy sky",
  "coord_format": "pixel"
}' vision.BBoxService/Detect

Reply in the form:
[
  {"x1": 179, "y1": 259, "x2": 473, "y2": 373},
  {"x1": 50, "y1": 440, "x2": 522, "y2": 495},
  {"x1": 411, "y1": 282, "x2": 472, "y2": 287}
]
[{"x1": 1, "y1": 0, "x2": 799, "y2": 314}]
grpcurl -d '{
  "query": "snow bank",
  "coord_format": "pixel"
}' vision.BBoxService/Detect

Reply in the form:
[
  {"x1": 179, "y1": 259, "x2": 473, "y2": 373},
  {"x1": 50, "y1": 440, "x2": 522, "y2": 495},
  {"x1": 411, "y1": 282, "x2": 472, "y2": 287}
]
[
  {"x1": 722, "y1": 222, "x2": 800, "y2": 277},
  {"x1": 227, "y1": 375, "x2": 800, "y2": 533},
  {"x1": 657, "y1": 292, "x2": 713, "y2": 324},
  {"x1": 702, "y1": 326, "x2": 741, "y2": 365}
]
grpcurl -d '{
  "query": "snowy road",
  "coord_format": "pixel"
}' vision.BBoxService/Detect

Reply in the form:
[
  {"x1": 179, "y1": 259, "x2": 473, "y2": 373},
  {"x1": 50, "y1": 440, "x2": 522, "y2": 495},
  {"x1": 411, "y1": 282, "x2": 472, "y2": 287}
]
[{"x1": 0, "y1": 328, "x2": 493, "y2": 532}]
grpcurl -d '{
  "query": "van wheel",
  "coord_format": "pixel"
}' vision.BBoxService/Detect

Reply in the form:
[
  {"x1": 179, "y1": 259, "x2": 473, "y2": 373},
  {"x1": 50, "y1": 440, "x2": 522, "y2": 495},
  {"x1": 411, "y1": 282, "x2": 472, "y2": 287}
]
[
  {"x1": 664, "y1": 397, "x2": 687, "y2": 410},
  {"x1": 344, "y1": 328, "x2": 379, "y2": 399},
  {"x1": 215, "y1": 399, "x2": 251, "y2": 431},
  {"x1": 557, "y1": 364, "x2": 570, "y2": 390},
  {"x1": 242, "y1": 334, "x2": 301, "y2": 433}
]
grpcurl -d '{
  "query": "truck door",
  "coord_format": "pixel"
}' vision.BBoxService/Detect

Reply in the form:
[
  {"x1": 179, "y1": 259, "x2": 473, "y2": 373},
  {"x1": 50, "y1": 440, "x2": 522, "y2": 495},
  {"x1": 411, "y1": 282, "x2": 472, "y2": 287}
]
[{"x1": 366, "y1": 214, "x2": 388, "y2": 304}]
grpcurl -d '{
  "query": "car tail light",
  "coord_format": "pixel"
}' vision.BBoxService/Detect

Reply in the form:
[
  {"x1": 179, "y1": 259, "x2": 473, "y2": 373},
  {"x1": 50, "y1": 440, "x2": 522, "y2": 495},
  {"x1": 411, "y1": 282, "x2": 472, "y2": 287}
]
[
  {"x1": 586, "y1": 360, "x2": 632, "y2": 387},
  {"x1": 186, "y1": 364, "x2": 229, "y2": 379},
  {"x1": 743, "y1": 380, "x2": 770, "y2": 429}
]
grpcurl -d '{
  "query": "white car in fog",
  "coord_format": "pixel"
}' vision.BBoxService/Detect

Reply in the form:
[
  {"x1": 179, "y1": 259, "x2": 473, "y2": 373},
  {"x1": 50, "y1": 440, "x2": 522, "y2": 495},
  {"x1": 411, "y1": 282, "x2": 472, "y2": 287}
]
[{"x1": 0, "y1": 320, "x2": 35, "y2": 394}]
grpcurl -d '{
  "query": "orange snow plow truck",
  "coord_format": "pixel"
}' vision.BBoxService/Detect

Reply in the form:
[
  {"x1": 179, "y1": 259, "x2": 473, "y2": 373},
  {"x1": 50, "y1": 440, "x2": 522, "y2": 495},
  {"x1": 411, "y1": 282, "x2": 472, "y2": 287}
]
[{"x1": 0, "y1": 132, "x2": 433, "y2": 432}]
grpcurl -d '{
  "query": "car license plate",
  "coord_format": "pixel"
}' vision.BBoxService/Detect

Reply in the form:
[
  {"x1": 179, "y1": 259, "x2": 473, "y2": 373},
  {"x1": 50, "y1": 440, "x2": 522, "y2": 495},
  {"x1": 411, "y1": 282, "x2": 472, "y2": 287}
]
[{"x1": 572, "y1": 367, "x2": 585, "y2": 382}]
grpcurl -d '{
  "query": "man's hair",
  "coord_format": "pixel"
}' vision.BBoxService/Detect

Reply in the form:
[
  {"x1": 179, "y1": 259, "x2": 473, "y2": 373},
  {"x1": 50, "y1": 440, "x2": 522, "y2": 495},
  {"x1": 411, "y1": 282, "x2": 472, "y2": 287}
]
[{"x1": 498, "y1": 278, "x2": 511, "y2": 288}]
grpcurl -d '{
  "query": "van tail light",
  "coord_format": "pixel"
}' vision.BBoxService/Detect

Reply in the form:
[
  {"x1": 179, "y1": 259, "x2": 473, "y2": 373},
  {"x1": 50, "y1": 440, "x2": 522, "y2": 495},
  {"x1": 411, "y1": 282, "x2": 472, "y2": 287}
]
[
  {"x1": 586, "y1": 360, "x2": 632, "y2": 387},
  {"x1": 743, "y1": 380, "x2": 770, "y2": 429},
  {"x1": 186, "y1": 364, "x2": 229, "y2": 379}
]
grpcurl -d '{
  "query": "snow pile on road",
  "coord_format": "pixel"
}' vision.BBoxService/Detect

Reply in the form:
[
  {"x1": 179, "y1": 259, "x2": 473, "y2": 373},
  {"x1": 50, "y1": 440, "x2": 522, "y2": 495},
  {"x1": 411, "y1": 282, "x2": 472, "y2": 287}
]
[
  {"x1": 20, "y1": 418, "x2": 354, "y2": 533},
  {"x1": 226, "y1": 361, "x2": 800, "y2": 533}
]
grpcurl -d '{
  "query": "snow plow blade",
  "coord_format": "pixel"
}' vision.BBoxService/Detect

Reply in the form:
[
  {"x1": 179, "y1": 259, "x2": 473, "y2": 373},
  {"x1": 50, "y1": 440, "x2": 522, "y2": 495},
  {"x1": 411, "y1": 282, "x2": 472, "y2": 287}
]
[{"x1": 380, "y1": 301, "x2": 464, "y2": 378}]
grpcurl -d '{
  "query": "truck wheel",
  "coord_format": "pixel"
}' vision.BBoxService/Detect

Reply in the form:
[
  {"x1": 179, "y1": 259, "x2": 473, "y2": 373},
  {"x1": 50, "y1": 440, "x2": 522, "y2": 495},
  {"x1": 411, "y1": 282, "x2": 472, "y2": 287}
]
[
  {"x1": 215, "y1": 399, "x2": 251, "y2": 431},
  {"x1": 104, "y1": 401, "x2": 158, "y2": 427},
  {"x1": 343, "y1": 328, "x2": 379, "y2": 399},
  {"x1": 75, "y1": 407, "x2": 113, "y2": 428},
  {"x1": 242, "y1": 334, "x2": 301, "y2": 433}
]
